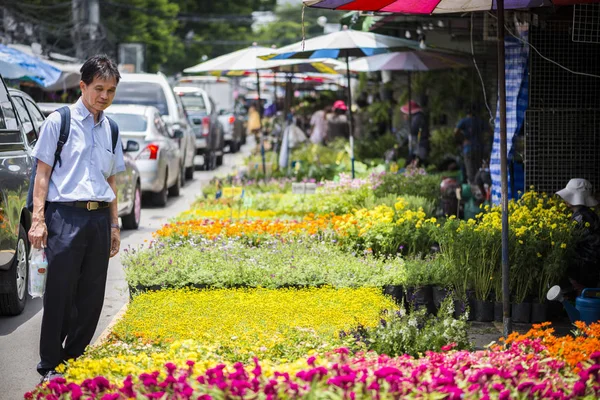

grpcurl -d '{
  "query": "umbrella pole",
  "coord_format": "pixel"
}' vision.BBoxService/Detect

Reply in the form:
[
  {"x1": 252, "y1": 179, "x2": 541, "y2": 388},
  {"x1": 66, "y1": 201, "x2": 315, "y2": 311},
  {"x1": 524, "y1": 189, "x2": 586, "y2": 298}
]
[
  {"x1": 408, "y1": 71, "x2": 412, "y2": 155},
  {"x1": 346, "y1": 55, "x2": 355, "y2": 179},
  {"x1": 497, "y1": 0, "x2": 512, "y2": 336},
  {"x1": 256, "y1": 69, "x2": 267, "y2": 178}
]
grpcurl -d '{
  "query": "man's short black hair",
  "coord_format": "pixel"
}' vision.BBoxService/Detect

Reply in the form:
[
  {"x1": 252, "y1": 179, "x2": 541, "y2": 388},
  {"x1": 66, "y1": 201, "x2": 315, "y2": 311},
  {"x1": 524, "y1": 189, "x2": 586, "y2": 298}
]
[{"x1": 80, "y1": 54, "x2": 121, "y2": 85}]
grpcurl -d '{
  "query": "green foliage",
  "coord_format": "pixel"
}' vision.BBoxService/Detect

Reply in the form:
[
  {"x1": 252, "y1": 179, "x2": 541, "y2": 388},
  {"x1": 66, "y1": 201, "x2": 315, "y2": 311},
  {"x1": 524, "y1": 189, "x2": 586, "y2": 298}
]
[
  {"x1": 102, "y1": 0, "x2": 183, "y2": 72},
  {"x1": 362, "y1": 297, "x2": 472, "y2": 358},
  {"x1": 373, "y1": 170, "x2": 441, "y2": 202},
  {"x1": 355, "y1": 132, "x2": 398, "y2": 162},
  {"x1": 429, "y1": 127, "x2": 460, "y2": 169},
  {"x1": 123, "y1": 240, "x2": 406, "y2": 290}
]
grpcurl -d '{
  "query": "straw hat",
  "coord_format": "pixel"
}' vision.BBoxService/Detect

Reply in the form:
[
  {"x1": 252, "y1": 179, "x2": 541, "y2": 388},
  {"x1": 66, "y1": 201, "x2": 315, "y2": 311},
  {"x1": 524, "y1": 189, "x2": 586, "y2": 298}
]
[
  {"x1": 556, "y1": 179, "x2": 599, "y2": 207},
  {"x1": 400, "y1": 100, "x2": 422, "y2": 115}
]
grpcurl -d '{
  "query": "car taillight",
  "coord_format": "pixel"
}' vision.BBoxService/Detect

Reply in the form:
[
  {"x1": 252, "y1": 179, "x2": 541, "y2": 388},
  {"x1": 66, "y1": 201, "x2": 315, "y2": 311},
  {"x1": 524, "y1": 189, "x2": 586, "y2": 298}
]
[
  {"x1": 202, "y1": 117, "x2": 210, "y2": 136},
  {"x1": 138, "y1": 144, "x2": 159, "y2": 160},
  {"x1": 228, "y1": 115, "x2": 235, "y2": 125}
]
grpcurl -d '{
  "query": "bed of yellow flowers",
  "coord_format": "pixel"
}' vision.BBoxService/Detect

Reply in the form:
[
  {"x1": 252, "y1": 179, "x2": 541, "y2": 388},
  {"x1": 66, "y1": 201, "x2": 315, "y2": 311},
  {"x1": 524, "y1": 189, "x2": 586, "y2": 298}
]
[{"x1": 59, "y1": 287, "x2": 397, "y2": 384}]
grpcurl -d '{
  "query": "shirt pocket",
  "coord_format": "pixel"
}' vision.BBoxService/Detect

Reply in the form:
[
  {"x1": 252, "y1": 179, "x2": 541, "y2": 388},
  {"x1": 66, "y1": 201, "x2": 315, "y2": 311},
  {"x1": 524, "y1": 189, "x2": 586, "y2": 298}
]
[{"x1": 95, "y1": 146, "x2": 115, "y2": 179}]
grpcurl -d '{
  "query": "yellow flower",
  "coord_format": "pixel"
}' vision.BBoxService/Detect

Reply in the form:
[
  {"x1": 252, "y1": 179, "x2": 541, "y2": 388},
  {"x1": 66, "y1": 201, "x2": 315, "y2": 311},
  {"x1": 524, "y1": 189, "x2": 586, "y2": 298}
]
[{"x1": 561, "y1": 243, "x2": 567, "y2": 249}]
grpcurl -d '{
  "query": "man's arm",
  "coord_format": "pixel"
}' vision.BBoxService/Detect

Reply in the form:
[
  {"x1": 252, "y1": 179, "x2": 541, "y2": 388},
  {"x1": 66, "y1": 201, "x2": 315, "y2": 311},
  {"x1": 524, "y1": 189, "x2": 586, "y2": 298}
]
[
  {"x1": 107, "y1": 175, "x2": 120, "y2": 258},
  {"x1": 28, "y1": 160, "x2": 52, "y2": 249}
]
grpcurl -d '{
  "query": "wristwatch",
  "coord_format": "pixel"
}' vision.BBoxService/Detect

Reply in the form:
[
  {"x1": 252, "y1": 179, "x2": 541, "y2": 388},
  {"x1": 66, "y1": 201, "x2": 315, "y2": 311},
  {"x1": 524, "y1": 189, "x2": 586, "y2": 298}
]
[{"x1": 111, "y1": 224, "x2": 120, "y2": 230}]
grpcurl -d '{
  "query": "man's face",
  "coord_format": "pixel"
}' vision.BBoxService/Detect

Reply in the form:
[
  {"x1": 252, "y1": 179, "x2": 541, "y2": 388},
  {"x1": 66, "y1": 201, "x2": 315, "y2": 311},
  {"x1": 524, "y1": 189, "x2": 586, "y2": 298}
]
[{"x1": 80, "y1": 76, "x2": 118, "y2": 114}]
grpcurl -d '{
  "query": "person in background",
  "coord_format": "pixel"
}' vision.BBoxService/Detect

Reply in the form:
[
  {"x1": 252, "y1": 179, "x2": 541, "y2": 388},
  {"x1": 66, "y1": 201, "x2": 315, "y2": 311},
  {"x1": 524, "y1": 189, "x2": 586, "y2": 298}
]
[
  {"x1": 455, "y1": 107, "x2": 488, "y2": 184},
  {"x1": 309, "y1": 106, "x2": 329, "y2": 145},
  {"x1": 247, "y1": 102, "x2": 261, "y2": 140},
  {"x1": 326, "y1": 101, "x2": 349, "y2": 141},
  {"x1": 556, "y1": 179, "x2": 600, "y2": 293},
  {"x1": 400, "y1": 100, "x2": 430, "y2": 165}
]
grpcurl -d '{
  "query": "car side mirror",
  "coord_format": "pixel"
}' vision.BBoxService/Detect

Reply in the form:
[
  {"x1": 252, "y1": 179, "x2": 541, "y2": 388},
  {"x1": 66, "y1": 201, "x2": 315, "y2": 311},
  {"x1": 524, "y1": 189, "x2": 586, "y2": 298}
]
[
  {"x1": 124, "y1": 140, "x2": 140, "y2": 152},
  {"x1": 172, "y1": 129, "x2": 185, "y2": 139}
]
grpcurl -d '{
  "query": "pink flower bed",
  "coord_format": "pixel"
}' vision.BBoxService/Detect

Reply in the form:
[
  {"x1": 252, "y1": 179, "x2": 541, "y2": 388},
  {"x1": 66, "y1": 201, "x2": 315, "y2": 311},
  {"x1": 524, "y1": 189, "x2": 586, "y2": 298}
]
[{"x1": 27, "y1": 343, "x2": 600, "y2": 399}]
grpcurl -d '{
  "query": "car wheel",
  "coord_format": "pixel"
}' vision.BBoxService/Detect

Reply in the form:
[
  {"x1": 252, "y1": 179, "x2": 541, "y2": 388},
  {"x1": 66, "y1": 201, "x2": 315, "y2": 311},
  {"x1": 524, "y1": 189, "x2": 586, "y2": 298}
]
[
  {"x1": 179, "y1": 164, "x2": 186, "y2": 188},
  {"x1": 0, "y1": 225, "x2": 28, "y2": 316},
  {"x1": 152, "y1": 171, "x2": 168, "y2": 207},
  {"x1": 169, "y1": 168, "x2": 181, "y2": 197},
  {"x1": 122, "y1": 183, "x2": 141, "y2": 230},
  {"x1": 185, "y1": 164, "x2": 195, "y2": 180}
]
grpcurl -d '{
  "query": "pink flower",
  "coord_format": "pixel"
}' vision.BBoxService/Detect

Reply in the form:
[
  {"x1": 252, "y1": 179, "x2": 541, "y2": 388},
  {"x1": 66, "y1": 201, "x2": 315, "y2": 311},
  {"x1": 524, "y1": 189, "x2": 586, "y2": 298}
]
[
  {"x1": 307, "y1": 356, "x2": 317, "y2": 366},
  {"x1": 441, "y1": 343, "x2": 457, "y2": 352}
]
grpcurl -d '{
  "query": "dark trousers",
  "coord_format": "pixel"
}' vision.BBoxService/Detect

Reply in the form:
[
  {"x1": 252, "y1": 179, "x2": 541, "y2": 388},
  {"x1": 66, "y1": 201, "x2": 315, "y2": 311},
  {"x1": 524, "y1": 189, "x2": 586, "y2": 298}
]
[{"x1": 37, "y1": 202, "x2": 110, "y2": 375}]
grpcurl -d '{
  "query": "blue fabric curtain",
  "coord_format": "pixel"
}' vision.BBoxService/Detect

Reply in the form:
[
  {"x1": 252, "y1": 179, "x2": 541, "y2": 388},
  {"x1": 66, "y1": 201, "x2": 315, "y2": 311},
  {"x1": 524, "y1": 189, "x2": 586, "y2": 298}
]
[{"x1": 490, "y1": 29, "x2": 530, "y2": 204}]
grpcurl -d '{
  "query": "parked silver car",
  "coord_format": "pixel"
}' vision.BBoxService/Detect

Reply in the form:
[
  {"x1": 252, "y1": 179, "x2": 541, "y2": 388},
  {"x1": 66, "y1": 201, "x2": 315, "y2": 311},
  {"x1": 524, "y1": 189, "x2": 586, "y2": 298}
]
[
  {"x1": 106, "y1": 105, "x2": 183, "y2": 207},
  {"x1": 113, "y1": 73, "x2": 197, "y2": 181},
  {"x1": 173, "y1": 86, "x2": 225, "y2": 171}
]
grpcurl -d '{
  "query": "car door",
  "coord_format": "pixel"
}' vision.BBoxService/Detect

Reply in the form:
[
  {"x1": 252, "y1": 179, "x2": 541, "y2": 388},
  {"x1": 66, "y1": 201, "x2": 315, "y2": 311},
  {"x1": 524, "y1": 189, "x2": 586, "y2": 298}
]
[{"x1": 154, "y1": 112, "x2": 179, "y2": 180}]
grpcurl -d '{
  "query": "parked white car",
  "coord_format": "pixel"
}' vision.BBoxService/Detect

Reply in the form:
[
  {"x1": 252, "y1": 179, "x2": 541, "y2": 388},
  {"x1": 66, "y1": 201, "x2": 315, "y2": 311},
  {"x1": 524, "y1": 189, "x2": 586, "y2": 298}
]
[
  {"x1": 106, "y1": 105, "x2": 182, "y2": 207},
  {"x1": 112, "y1": 73, "x2": 196, "y2": 181}
]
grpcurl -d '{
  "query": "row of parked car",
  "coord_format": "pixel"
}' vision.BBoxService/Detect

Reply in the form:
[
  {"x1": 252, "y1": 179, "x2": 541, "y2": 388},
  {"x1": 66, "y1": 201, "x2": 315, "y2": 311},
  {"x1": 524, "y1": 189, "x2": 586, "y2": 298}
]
[{"x1": 0, "y1": 72, "x2": 245, "y2": 316}]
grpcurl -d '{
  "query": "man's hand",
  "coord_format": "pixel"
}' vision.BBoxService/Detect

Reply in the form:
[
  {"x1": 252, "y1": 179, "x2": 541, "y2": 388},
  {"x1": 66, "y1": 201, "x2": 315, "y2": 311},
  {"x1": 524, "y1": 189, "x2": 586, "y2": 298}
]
[
  {"x1": 110, "y1": 227, "x2": 120, "y2": 258},
  {"x1": 28, "y1": 218, "x2": 48, "y2": 249}
]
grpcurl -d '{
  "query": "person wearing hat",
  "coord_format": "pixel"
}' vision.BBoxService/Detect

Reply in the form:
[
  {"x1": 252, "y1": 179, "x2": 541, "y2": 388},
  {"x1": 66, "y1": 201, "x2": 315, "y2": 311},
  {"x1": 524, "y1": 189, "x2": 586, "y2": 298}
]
[
  {"x1": 400, "y1": 100, "x2": 429, "y2": 165},
  {"x1": 327, "y1": 100, "x2": 349, "y2": 141},
  {"x1": 556, "y1": 179, "x2": 600, "y2": 292}
]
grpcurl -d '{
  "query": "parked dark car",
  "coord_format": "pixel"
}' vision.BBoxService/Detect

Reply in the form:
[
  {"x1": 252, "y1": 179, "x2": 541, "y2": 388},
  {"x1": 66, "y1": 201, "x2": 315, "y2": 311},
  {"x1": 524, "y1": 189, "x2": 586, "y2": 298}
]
[
  {"x1": 0, "y1": 82, "x2": 141, "y2": 316},
  {"x1": 37, "y1": 103, "x2": 142, "y2": 229},
  {"x1": 173, "y1": 86, "x2": 225, "y2": 171},
  {"x1": 0, "y1": 79, "x2": 36, "y2": 315}
]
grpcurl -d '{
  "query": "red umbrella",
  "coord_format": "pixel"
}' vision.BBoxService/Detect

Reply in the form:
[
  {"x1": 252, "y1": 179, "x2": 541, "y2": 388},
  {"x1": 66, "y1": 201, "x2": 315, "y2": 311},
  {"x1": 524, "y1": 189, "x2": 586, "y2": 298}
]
[{"x1": 304, "y1": 0, "x2": 598, "y2": 12}]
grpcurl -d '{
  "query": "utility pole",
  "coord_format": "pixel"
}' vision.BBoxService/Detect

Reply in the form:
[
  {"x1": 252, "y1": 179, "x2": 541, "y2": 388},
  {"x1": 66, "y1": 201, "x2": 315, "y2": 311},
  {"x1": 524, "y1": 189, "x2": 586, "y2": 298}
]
[{"x1": 72, "y1": 0, "x2": 100, "y2": 60}]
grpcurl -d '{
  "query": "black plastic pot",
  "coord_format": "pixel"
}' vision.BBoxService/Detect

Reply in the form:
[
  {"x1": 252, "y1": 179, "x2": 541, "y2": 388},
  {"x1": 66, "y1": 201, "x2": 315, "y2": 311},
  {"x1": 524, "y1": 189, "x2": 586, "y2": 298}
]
[
  {"x1": 531, "y1": 302, "x2": 548, "y2": 323},
  {"x1": 432, "y1": 286, "x2": 449, "y2": 310},
  {"x1": 406, "y1": 285, "x2": 436, "y2": 314},
  {"x1": 383, "y1": 285, "x2": 404, "y2": 306},
  {"x1": 494, "y1": 302, "x2": 503, "y2": 322},
  {"x1": 473, "y1": 300, "x2": 495, "y2": 322},
  {"x1": 512, "y1": 302, "x2": 532, "y2": 323}
]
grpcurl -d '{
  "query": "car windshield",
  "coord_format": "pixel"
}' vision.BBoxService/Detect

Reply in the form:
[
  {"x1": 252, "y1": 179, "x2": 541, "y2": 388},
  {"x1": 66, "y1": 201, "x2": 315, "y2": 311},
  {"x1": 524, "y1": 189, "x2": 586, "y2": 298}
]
[
  {"x1": 113, "y1": 82, "x2": 168, "y2": 115},
  {"x1": 179, "y1": 93, "x2": 207, "y2": 114},
  {"x1": 106, "y1": 113, "x2": 147, "y2": 132}
]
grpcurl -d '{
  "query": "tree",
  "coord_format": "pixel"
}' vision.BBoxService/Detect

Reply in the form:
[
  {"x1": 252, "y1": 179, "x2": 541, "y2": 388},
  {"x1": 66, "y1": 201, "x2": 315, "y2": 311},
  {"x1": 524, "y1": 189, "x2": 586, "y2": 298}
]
[
  {"x1": 256, "y1": 4, "x2": 345, "y2": 47},
  {"x1": 102, "y1": 0, "x2": 182, "y2": 73}
]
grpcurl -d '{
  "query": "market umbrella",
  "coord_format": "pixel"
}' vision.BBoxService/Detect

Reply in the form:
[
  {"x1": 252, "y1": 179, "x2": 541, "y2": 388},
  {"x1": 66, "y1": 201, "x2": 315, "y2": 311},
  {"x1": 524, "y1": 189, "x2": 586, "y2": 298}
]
[
  {"x1": 0, "y1": 44, "x2": 61, "y2": 88},
  {"x1": 303, "y1": 0, "x2": 574, "y2": 13},
  {"x1": 343, "y1": 51, "x2": 472, "y2": 135},
  {"x1": 263, "y1": 27, "x2": 420, "y2": 178}
]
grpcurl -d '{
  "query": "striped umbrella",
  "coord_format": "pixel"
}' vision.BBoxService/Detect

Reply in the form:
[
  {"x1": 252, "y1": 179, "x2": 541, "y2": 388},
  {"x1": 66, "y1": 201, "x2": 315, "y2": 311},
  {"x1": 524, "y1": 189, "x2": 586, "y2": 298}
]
[
  {"x1": 263, "y1": 28, "x2": 420, "y2": 178},
  {"x1": 303, "y1": 0, "x2": 592, "y2": 13}
]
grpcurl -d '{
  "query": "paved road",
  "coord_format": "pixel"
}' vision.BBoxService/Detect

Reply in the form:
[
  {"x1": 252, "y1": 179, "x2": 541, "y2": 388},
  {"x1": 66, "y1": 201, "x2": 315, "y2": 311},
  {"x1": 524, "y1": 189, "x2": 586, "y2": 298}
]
[{"x1": 0, "y1": 142, "x2": 252, "y2": 399}]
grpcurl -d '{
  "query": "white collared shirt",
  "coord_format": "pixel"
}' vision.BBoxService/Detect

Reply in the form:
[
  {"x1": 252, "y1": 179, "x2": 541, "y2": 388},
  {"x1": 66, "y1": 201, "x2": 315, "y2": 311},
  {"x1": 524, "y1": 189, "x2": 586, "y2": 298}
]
[{"x1": 32, "y1": 98, "x2": 126, "y2": 202}]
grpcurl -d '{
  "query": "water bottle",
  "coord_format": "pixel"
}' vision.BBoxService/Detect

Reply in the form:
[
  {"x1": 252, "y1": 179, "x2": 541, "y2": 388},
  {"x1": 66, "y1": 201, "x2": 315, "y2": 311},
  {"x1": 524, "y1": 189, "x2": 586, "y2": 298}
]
[{"x1": 28, "y1": 247, "x2": 48, "y2": 298}]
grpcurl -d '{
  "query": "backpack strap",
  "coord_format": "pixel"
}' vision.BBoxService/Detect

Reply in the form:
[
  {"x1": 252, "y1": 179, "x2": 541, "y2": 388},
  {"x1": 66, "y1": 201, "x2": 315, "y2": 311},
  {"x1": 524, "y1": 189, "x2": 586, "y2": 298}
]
[
  {"x1": 107, "y1": 116, "x2": 119, "y2": 153},
  {"x1": 53, "y1": 106, "x2": 71, "y2": 172}
]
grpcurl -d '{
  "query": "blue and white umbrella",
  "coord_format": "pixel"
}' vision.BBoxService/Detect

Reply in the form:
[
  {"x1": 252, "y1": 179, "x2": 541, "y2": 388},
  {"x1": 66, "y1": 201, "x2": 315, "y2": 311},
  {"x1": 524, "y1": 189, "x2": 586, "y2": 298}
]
[
  {"x1": 0, "y1": 44, "x2": 61, "y2": 87},
  {"x1": 262, "y1": 27, "x2": 420, "y2": 178}
]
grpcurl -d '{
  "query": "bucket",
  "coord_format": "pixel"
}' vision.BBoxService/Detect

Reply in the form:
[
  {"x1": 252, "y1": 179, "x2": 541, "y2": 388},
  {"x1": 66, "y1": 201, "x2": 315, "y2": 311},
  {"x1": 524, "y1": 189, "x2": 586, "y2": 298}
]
[
  {"x1": 406, "y1": 286, "x2": 435, "y2": 314},
  {"x1": 531, "y1": 302, "x2": 548, "y2": 323},
  {"x1": 575, "y1": 288, "x2": 600, "y2": 325}
]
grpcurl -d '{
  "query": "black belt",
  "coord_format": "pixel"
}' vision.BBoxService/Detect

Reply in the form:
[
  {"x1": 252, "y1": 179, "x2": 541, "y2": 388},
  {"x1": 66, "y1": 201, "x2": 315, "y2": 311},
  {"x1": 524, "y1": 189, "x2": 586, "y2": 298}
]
[{"x1": 57, "y1": 201, "x2": 110, "y2": 211}]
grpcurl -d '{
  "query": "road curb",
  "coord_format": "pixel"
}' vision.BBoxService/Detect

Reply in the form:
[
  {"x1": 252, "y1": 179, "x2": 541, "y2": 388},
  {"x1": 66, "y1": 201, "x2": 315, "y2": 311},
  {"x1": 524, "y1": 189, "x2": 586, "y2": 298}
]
[{"x1": 93, "y1": 302, "x2": 129, "y2": 346}]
